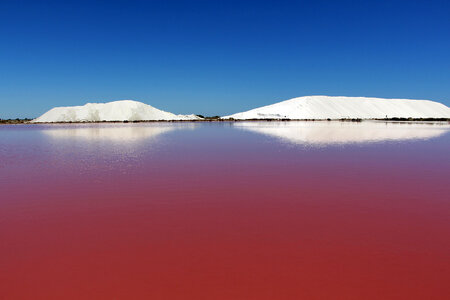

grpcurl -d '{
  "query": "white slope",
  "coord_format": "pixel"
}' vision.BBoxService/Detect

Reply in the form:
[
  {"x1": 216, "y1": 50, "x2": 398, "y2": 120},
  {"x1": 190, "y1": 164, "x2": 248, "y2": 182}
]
[
  {"x1": 32, "y1": 100, "x2": 202, "y2": 123},
  {"x1": 223, "y1": 96, "x2": 450, "y2": 120}
]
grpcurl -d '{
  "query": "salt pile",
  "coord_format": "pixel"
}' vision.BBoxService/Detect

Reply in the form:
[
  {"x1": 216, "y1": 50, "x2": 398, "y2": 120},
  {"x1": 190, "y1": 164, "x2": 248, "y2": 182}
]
[
  {"x1": 32, "y1": 100, "x2": 202, "y2": 122},
  {"x1": 223, "y1": 96, "x2": 450, "y2": 120}
]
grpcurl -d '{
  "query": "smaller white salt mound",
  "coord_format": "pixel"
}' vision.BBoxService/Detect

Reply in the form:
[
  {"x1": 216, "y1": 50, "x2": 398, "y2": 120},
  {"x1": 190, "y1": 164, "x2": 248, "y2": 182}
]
[
  {"x1": 32, "y1": 100, "x2": 202, "y2": 123},
  {"x1": 223, "y1": 96, "x2": 450, "y2": 120}
]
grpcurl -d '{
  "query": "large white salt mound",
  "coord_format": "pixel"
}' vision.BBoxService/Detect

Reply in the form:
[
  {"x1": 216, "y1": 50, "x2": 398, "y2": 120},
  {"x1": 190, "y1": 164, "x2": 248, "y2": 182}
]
[
  {"x1": 32, "y1": 100, "x2": 202, "y2": 123},
  {"x1": 223, "y1": 96, "x2": 450, "y2": 120}
]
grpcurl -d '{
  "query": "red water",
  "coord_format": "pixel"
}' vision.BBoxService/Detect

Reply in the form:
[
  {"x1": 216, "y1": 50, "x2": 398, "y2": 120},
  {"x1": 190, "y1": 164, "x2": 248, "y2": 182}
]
[{"x1": 1, "y1": 123, "x2": 449, "y2": 299}]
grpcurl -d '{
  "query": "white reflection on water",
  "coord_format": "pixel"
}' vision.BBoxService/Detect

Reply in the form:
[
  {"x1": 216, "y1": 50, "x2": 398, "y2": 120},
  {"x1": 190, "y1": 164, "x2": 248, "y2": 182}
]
[
  {"x1": 234, "y1": 121, "x2": 450, "y2": 145},
  {"x1": 42, "y1": 123, "x2": 197, "y2": 142}
]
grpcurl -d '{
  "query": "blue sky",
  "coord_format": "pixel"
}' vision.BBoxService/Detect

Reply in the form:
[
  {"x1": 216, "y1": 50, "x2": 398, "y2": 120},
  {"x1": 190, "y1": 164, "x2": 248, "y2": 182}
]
[{"x1": 1, "y1": 0, "x2": 449, "y2": 118}]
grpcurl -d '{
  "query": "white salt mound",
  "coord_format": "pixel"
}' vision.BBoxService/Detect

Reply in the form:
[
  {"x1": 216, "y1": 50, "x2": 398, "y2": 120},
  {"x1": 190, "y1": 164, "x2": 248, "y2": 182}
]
[
  {"x1": 32, "y1": 100, "x2": 202, "y2": 123},
  {"x1": 223, "y1": 96, "x2": 450, "y2": 120}
]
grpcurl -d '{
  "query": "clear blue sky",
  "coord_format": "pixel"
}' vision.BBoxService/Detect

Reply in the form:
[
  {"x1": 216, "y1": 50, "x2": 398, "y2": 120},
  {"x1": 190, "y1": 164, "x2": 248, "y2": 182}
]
[{"x1": 1, "y1": 0, "x2": 449, "y2": 118}]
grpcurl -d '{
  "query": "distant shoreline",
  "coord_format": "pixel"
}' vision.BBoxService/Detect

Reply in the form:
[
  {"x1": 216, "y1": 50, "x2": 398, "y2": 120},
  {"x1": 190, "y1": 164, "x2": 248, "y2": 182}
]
[{"x1": 1, "y1": 118, "x2": 449, "y2": 125}]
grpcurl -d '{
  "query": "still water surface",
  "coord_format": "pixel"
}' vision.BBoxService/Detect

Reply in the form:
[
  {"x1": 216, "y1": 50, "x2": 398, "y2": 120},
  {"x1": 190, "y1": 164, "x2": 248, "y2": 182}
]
[{"x1": 1, "y1": 122, "x2": 449, "y2": 299}]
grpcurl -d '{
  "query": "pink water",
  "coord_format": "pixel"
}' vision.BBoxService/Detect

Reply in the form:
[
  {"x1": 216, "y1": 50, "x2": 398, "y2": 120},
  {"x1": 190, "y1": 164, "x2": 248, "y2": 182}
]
[{"x1": 1, "y1": 122, "x2": 449, "y2": 299}]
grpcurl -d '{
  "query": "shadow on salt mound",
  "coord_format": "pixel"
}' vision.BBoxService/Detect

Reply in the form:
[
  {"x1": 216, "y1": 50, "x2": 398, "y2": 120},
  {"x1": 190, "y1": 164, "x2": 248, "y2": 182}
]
[
  {"x1": 233, "y1": 121, "x2": 450, "y2": 145},
  {"x1": 42, "y1": 123, "x2": 197, "y2": 142}
]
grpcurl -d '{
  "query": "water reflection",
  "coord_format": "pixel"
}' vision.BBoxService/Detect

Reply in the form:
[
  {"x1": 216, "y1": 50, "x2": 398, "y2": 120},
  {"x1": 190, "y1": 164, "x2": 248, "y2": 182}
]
[
  {"x1": 42, "y1": 123, "x2": 196, "y2": 142},
  {"x1": 234, "y1": 121, "x2": 450, "y2": 145}
]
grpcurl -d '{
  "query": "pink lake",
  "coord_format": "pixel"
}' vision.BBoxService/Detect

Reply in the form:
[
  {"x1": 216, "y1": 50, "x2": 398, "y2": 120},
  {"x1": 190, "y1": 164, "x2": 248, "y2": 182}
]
[{"x1": 1, "y1": 121, "x2": 449, "y2": 299}]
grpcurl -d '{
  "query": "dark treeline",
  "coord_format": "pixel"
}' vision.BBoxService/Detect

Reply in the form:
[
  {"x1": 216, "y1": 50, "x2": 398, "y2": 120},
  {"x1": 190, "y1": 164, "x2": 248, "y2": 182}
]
[
  {"x1": 1, "y1": 117, "x2": 449, "y2": 124},
  {"x1": 0, "y1": 118, "x2": 33, "y2": 124}
]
